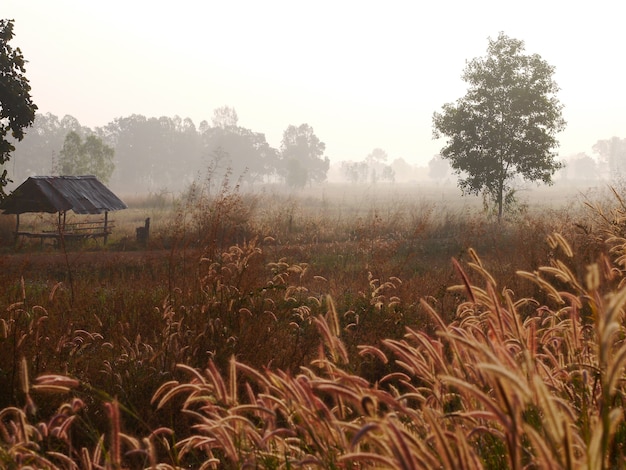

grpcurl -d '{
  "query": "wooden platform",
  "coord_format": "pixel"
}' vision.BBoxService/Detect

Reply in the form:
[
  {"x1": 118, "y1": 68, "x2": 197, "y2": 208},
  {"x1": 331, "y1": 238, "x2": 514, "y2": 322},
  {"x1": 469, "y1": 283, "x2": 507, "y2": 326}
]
[{"x1": 14, "y1": 219, "x2": 115, "y2": 245}]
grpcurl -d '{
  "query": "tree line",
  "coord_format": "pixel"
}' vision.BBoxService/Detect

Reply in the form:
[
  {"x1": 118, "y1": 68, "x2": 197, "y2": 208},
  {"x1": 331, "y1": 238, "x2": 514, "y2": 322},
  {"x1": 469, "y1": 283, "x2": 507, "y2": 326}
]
[
  {"x1": 7, "y1": 104, "x2": 624, "y2": 201},
  {"x1": 3, "y1": 19, "x2": 626, "y2": 218},
  {"x1": 7, "y1": 107, "x2": 331, "y2": 194}
]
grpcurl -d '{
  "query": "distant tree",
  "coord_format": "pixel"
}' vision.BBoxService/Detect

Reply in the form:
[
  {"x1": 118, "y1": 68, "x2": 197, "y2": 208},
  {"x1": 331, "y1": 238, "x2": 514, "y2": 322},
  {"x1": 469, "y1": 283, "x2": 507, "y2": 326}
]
[
  {"x1": 380, "y1": 165, "x2": 395, "y2": 183},
  {"x1": 593, "y1": 137, "x2": 626, "y2": 179},
  {"x1": 432, "y1": 32, "x2": 565, "y2": 220},
  {"x1": 279, "y1": 124, "x2": 329, "y2": 188},
  {"x1": 212, "y1": 106, "x2": 239, "y2": 129},
  {"x1": 365, "y1": 148, "x2": 394, "y2": 183},
  {"x1": 57, "y1": 131, "x2": 115, "y2": 183},
  {"x1": 341, "y1": 152, "x2": 394, "y2": 184},
  {"x1": 104, "y1": 114, "x2": 202, "y2": 192},
  {"x1": 284, "y1": 158, "x2": 308, "y2": 188},
  {"x1": 428, "y1": 155, "x2": 450, "y2": 181},
  {"x1": 59, "y1": 114, "x2": 83, "y2": 133},
  {"x1": 562, "y1": 153, "x2": 598, "y2": 182},
  {"x1": 341, "y1": 161, "x2": 369, "y2": 183},
  {"x1": 201, "y1": 123, "x2": 279, "y2": 184},
  {"x1": 8, "y1": 113, "x2": 70, "y2": 182},
  {"x1": 103, "y1": 114, "x2": 152, "y2": 189},
  {"x1": 0, "y1": 19, "x2": 37, "y2": 197},
  {"x1": 390, "y1": 158, "x2": 417, "y2": 182},
  {"x1": 366, "y1": 148, "x2": 388, "y2": 165},
  {"x1": 57, "y1": 131, "x2": 82, "y2": 174}
]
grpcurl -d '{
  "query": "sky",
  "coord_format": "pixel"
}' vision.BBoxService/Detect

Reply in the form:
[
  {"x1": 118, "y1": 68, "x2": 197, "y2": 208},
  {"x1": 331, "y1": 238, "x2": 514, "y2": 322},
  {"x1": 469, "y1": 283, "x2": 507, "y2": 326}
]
[{"x1": 4, "y1": 0, "x2": 625, "y2": 166}]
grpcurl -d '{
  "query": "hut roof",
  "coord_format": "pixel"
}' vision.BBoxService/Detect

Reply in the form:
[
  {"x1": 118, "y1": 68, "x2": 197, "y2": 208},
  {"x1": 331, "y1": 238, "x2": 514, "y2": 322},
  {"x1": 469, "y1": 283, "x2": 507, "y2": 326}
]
[{"x1": 0, "y1": 176, "x2": 127, "y2": 215}]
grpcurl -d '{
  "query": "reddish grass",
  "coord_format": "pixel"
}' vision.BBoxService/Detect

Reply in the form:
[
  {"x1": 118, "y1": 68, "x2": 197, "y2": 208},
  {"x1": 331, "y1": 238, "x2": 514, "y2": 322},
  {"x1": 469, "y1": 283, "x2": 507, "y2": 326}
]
[{"x1": 1, "y1": 183, "x2": 624, "y2": 468}]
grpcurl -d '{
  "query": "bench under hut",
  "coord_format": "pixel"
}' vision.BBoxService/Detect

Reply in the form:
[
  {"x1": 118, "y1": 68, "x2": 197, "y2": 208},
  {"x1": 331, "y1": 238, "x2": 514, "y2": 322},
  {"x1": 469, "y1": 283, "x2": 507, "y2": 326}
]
[{"x1": 0, "y1": 175, "x2": 127, "y2": 245}]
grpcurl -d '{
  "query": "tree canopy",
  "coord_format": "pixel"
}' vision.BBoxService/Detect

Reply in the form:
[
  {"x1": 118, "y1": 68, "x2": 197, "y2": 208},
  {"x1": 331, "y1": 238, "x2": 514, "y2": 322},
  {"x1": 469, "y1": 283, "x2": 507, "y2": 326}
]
[
  {"x1": 201, "y1": 121, "x2": 278, "y2": 185},
  {"x1": 279, "y1": 124, "x2": 329, "y2": 188},
  {"x1": 593, "y1": 137, "x2": 626, "y2": 179},
  {"x1": 8, "y1": 113, "x2": 81, "y2": 181},
  {"x1": 432, "y1": 32, "x2": 565, "y2": 219},
  {"x1": 7, "y1": 111, "x2": 333, "y2": 193},
  {"x1": 0, "y1": 19, "x2": 37, "y2": 197},
  {"x1": 103, "y1": 114, "x2": 201, "y2": 191},
  {"x1": 211, "y1": 106, "x2": 239, "y2": 129},
  {"x1": 56, "y1": 131, "x2": 115, "y2": 183}
]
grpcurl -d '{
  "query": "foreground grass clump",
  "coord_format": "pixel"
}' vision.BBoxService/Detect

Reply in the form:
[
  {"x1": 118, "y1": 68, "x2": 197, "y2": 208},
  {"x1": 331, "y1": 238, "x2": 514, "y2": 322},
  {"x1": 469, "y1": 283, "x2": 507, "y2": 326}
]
[{"x1": 1, "y1": 183, "x2": 626, "y2": 468}]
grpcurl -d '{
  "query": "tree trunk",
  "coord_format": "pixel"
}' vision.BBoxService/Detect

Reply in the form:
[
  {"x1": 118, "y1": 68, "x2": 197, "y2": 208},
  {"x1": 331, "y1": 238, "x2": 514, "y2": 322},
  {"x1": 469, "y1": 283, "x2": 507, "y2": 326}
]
[{"x1": 497, "y1": 178, "x2": 504, "y2": 222}]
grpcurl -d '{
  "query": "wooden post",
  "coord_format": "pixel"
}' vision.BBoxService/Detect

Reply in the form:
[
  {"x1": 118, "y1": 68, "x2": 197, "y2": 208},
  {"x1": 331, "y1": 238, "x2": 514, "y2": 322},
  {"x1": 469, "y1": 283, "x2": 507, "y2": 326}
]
[
  {"x1": 104, "y1": 211, "x2": 109, "y2": 245},
  {"x1": 57, "y1": 211, "x2": 66, "y2": 248},
  {"x1": 58, "y1": 211, "x2": 67, "y2": 232},
  {"x1": 14, "y1": 213, "x2": 19, "y2": 243},
  {"x1": 136, "y1": 217, "x2": 150, "y2": 246}
]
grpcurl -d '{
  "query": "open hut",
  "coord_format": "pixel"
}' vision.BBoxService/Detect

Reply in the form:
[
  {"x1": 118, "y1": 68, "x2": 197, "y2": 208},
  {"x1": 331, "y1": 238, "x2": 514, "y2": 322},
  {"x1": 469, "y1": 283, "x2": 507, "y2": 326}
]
[{"x1": 0, "y1": 175, "x2": 127, "y2": 244}]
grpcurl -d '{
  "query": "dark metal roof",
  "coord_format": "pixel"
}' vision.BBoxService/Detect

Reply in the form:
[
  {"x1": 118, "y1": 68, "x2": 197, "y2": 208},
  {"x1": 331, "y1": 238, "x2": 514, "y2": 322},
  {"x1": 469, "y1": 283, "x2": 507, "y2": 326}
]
[{"x1": 0, "y1": 176, "x2": 127, "y2": 214}]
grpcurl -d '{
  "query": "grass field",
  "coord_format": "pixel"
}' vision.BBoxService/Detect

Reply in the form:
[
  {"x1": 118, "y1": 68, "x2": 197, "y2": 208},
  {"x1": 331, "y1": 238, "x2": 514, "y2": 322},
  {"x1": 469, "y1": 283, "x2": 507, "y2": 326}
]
[{"x1": 1, "y1": 180, "x2": 625, "y2": 468}]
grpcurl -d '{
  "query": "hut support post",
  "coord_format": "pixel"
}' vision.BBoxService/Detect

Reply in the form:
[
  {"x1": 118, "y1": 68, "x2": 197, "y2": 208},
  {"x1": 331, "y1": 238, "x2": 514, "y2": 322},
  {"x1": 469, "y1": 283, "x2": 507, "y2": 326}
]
[
  {"x1": 14, "y1": 213, "x2": 19, "y2": 243},
  {"x1": 57, "y1": 211, "x2": 67, "y2": 232},
  {"x1": 104, "y1": 211, "x2": 109, "y2": 245}
]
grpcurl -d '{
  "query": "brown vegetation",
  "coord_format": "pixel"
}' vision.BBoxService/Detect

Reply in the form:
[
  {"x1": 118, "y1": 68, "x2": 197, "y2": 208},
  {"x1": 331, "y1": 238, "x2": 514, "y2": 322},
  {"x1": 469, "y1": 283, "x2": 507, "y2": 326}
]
[{"x1": 0, "y1": 181, "x2": 625, "y2": 468}]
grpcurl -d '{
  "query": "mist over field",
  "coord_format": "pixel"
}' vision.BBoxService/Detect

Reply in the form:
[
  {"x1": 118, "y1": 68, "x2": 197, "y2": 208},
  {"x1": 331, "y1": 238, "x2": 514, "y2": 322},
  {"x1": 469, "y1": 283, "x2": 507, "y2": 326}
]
[{"x1": 6, "y1": 111, "x2": 622, "y2": 205}]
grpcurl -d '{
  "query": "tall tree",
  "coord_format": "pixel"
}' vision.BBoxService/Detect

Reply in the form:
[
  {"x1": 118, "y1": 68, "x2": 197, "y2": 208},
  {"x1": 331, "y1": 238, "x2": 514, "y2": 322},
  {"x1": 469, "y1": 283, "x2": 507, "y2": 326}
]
[
  {"x1": 8, "y1": 113, "x2": 93, "y2": 186},
  {"x1": 211, "y1": 106, "x2": 239, "y2": 129},
  {"x1": 432, "y1": 32, "x2": 565, "y2": 219},
  {"x1": 561, "y1": 153, "x2": 598, "y2": 182},
  {"x1": 104, "y1": 114, "x2": 202, "y2": 192},
  {"x1": 201, "y1": 124, "x2": 279, "y2": 184},
  {"x1": 365, "y1": 148, "x2": 394, "y2": 183},
  {"x1": 9, "y1": 113, "x2": 61, "y2": 181},
  {"x1": 341, "y1": 161, "x2": 369, "y2": 184},
  {"x1": 592, "y1": 136, "x2": 626, "y2": 179},
  {"x1": 428, "y1": 155, "x2": 451, "y2": 182},
  {"x1": 366, "y1": 148, "x2": 388, "y2": 166},
  {"x1": 390, "y1": 158, "x2": 418, "y2": 182},
  {"x1": 279, "y1": 124, "x2": 329, "y2": 188},
  {"x1": 0, "y1": 19, "x2": 37, "y2": 197},
  {"x1": 57, "y1": 131, "x2": 115, "y2": 183}
]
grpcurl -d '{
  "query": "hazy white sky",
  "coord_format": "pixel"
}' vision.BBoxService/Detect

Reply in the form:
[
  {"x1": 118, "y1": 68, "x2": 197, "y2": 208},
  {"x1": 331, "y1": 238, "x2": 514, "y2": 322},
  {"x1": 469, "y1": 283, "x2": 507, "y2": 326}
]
[{"x1": 4, "y1": 0, "x2": 625, "y2": 165}]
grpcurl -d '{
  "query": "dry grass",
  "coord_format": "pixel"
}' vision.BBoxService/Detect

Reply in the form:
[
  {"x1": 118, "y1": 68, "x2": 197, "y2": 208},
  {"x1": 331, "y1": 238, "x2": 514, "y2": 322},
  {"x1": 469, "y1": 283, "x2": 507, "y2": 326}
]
[{"x1": 1, "y1": 181, "x2": 626, "y2": 468}]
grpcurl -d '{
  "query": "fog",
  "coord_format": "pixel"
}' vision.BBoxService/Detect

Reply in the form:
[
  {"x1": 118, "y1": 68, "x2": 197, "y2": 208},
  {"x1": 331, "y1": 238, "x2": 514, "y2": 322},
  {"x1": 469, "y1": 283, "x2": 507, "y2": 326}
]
[
  {"x1": 7, "y1": 111, "x2": 623, "y2": 199},
  {"x1": 4, "y1": 0, "x2": 626, "y2": 173}
]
